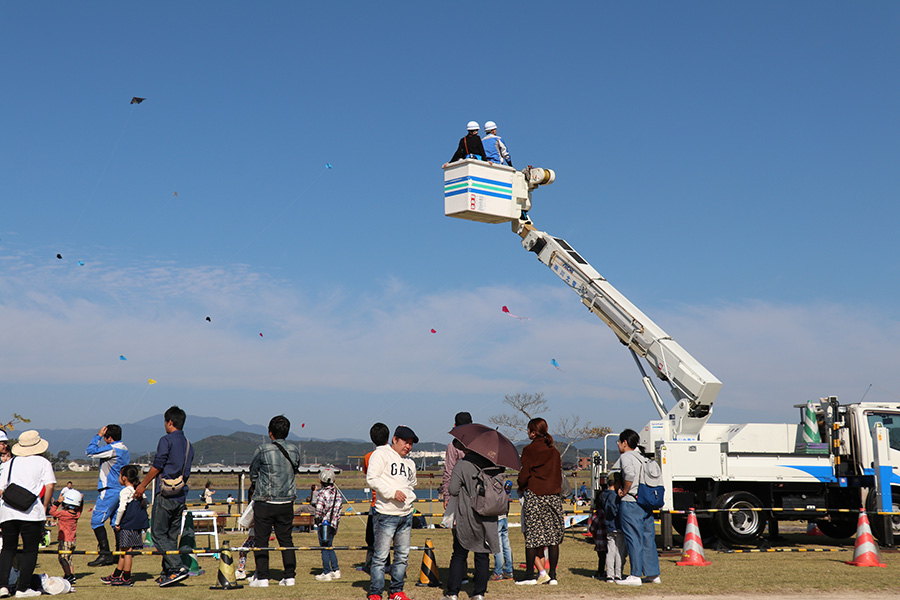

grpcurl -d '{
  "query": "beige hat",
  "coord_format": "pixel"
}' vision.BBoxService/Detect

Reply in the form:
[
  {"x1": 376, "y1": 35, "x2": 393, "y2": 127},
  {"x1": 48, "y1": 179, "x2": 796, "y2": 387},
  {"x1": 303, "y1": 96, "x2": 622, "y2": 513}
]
[{"x1": 12, "y1": 430, "x2": 49, "y2": 457}]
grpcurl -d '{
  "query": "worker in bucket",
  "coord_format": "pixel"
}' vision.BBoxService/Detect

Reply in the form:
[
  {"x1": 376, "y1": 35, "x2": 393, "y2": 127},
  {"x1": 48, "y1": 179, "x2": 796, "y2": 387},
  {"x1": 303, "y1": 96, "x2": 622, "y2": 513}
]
[
  {"x1": 482, "y1": 121, "x2": 513, "y2": 167},
  {"x1": 449, "y1": 121, "x2": 487, "y2": 163}
]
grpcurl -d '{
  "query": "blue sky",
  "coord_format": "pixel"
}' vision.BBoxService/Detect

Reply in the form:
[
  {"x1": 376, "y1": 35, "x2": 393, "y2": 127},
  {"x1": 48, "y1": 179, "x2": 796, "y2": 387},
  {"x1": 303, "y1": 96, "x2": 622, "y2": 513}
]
[{"x1": 2, "y1": 2, "x2": 899, "y2": 447}]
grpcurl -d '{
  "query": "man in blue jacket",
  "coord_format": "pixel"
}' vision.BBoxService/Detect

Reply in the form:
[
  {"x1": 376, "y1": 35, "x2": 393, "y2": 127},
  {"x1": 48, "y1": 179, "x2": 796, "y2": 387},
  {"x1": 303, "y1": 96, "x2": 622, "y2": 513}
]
[
  {"x1": 85, "y1": 424, "x2": 129, "y2": 567},
  {"x1": 482, "y1": 121, "x2": 513, "y2": 167}
]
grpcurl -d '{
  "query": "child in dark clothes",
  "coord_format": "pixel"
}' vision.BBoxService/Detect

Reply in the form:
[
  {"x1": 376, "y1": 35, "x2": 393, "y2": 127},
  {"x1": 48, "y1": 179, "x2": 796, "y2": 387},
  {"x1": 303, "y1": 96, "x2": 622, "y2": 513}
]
[{"x1": 602, "y1": 472, "x2": 627, "y2": 581}]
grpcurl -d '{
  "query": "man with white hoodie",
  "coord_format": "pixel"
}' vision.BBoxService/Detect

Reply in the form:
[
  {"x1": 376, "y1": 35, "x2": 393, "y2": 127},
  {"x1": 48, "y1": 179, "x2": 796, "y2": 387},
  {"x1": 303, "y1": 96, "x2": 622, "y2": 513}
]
[{"x1": 366, "y1": 425, "x2": 418, "y2": 600}]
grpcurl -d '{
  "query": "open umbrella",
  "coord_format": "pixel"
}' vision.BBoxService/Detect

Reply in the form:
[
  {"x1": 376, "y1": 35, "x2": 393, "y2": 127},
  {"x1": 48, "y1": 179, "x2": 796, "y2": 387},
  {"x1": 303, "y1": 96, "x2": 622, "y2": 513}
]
[{"x1": 450, "y1": 423, "x2": 521, "y2": 470}]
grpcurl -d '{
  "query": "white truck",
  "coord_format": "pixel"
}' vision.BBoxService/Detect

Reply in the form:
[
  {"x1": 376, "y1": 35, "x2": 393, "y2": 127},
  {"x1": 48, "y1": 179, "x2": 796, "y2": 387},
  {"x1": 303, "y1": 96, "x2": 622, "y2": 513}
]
[{"x1": 444, "y1": 159, "x2": 900, "y2": 545}]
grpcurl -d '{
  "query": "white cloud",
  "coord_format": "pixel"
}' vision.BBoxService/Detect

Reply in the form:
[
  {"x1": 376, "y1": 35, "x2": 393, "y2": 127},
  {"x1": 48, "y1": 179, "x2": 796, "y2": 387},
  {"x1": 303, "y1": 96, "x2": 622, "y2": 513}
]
[{"x1": 2, "y1": 255, "x2": 899, "y2": 444}]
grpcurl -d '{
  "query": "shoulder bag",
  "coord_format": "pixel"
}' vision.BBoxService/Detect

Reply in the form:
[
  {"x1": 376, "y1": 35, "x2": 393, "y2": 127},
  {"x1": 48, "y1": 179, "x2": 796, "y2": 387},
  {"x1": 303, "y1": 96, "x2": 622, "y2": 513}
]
[
  {"x1": 2, "y1": 458, "x2": 39, "y2": 512},
  {"x1": 159, "y1": 440, "x2": 191, "y2": 497}
]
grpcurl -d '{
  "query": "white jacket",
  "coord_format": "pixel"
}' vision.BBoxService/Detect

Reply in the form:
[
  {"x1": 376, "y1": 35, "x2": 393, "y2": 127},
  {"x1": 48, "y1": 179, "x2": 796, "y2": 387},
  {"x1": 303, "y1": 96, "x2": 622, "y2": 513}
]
[{"x1": 366, "y1": 445, "x2": 417, "y2": 516}]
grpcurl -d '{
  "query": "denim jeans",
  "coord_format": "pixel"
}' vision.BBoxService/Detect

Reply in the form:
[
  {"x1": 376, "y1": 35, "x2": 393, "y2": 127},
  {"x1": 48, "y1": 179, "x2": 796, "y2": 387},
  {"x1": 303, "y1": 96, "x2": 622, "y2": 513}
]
[
  {"x1": 151, "y1": 495, "x2": 186, "y2": 575},
  {"x1": 253, "y1": 501, "x2": 296, "y2": 579},
  {"x1": 492, "y1": 516, "x2": 513, "y2": 575},
  {"x1": 318, "y1": 525, "x2": 339, "y2": 573},
  {"x1": 619, "y1": 500, "x2": 659, "y2": 578},
  {"x1": 369, "y1": 512, "x2": 412, "y2": 596}
]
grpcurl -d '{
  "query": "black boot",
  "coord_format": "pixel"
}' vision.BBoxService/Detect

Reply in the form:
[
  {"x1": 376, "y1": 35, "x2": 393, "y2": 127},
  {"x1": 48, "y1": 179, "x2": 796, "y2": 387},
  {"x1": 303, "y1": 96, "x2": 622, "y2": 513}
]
[{"x1": 87, "y1": 527, "x2": 116, "y2": 567}]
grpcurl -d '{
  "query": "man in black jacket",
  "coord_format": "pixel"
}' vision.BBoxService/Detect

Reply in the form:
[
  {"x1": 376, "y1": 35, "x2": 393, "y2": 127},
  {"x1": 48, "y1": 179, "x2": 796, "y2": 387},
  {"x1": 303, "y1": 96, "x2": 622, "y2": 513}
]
[{"x1": 449, "y1": 121, "x2": 487, "y2": 163}]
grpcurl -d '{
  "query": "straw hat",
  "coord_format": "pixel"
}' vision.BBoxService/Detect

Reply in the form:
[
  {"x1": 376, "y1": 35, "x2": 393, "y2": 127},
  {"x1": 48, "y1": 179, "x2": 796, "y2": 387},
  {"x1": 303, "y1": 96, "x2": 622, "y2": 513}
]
[{"x1": 12, "y1": 430, "x2": 49, "y2": 457}]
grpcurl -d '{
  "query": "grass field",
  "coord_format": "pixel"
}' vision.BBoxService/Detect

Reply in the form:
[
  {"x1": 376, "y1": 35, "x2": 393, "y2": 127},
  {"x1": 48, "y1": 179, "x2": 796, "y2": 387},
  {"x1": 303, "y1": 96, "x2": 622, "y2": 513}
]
[{"x1": 23, "y1": 496, "x2": 900, "y2": 599}]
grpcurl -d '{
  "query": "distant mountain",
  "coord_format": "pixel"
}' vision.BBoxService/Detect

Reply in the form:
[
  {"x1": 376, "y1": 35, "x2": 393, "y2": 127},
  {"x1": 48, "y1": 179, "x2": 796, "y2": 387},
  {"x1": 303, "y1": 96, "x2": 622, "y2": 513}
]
[{"x1": 40, "y1": 414, "x2": 306, "y2": 457}]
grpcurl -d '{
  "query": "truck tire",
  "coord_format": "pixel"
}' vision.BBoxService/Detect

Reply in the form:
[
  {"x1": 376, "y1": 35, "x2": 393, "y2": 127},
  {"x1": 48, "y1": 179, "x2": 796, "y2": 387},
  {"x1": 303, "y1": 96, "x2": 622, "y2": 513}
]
[
  {"x1": 713, "y1": 491, "x2": 765, "y2": 545},
  {"x1": 867, "y1": 489, "x2": 900, "y2": 544},
  {"x1": 815, "y1": 518, "x2": 857, "y2": 540}
]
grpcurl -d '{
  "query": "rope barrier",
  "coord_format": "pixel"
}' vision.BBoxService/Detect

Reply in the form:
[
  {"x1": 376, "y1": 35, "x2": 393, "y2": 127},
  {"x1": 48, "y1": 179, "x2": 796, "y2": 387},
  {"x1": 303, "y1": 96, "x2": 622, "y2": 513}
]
[
  {"x1": 36, "y1": 545, "x2": 432, "y2": 556},
  {"x1": 655, "y1": 507, "x2": 900, "y2": 516}
]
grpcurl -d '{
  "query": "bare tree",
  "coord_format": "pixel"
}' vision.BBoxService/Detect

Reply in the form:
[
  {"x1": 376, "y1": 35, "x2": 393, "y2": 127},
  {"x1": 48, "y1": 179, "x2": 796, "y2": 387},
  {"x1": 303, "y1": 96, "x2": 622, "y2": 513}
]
[
  {"x1": 555, "y1": 414, "x2": 611, "y2": 463},
  {"x1": 1, "y1": 413, "x2": 30, "y2": 434},
  {"x1": 490, "y1": 394, "x2": 609, "y2": 462},
  {"x1": 489, "y1": 392, "x2": 548, "y2": 440}
]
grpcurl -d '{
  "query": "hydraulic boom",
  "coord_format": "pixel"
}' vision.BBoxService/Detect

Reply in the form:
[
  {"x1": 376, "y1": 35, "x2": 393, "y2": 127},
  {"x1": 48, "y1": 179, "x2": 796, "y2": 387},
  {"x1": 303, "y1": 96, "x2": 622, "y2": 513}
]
[{"x1": 444, "y1": 160, "x2": 722, "y2": 437}]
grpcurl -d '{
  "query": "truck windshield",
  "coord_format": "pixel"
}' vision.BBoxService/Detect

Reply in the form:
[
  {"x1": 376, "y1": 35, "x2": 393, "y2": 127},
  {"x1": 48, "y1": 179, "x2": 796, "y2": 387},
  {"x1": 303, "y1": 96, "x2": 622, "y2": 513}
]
[{"x1": 866, "y1": 412, "x2": 900, "y2": 451}]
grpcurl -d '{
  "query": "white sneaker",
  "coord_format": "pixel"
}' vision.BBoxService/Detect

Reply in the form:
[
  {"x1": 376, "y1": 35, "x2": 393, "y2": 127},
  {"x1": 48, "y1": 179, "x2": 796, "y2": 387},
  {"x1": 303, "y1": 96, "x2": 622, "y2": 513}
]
[
  {"x1": 615, "y1": 575, "x2": 643, "y2": 586},
  {"x1": 234, "y1": 569, "x2": 247, "y2": 580},
  {"x1": 15, "y1": 592, "x2": 42, "y2": 599},
  {"x1": 548, "y1": 579, "x2": 558, "y2": 585},
  {"x1": 315, "y1": 572, "x2": 333, "y2": 581},
  {"x1": 0, "y1": 587, "x2": 8, "y2": 598},
  {"x1": 248, "y1": 576, "x2": 269, "y2": 588},
  {"x1": 442, "y1": 595, "x2": 458, "y2": 600},
  {"x1": 515, "y1": 579, "x2": 537, "y2": 585},
  {"x1": 643, "y1": 575, "x2": 661, "y2": 584},
  {"x1": 331, "y1": 570, "x2": 341, "y2": 580},
  {"x1": 278, "y1": 578, "x2": 295, "y2": 586}
]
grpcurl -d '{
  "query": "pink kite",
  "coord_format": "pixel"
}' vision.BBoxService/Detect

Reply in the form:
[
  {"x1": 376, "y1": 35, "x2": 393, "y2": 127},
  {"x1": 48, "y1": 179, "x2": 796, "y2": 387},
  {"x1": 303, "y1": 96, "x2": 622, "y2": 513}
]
[
  {"x1": 501, "y1": 305, "x2": 530, "y2": 323},
  {"x1": 430, "y1": 329, "x2": 437, "y2": 333}
]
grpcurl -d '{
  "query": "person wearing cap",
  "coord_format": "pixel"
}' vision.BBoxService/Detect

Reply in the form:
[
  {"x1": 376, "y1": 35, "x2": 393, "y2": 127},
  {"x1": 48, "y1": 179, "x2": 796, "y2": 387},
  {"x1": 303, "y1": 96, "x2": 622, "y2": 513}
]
[
  {"x1": 84, "y1": 424, "x2": 129, "y2": 567},
  {"x1": 313, "y1": 467, "x2": 343, "y2": 582},
  {"x1": 449, "y1": 121, "x2": 488, "y2": 163},
  {"x1": 247, "y1": 414, "x2": 301, "y2": 588},
  {"x1": 0, "y1": 430, "x2": 11, "y2": 463},
  {"x1": 0, "y1": 430, "x2": 56, "y2": 598},
  {"x1": 482, "y1": 121, "x2": 513, "y2": 167},
  {"x1": 366, "y1": 425, "x2": 419, "y2": 600}
]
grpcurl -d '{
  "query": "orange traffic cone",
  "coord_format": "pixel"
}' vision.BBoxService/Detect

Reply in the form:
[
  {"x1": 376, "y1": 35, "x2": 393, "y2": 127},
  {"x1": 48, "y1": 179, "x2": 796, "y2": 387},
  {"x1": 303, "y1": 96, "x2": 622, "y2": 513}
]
[
  {"x1": 676, "y1": 508, "x2": 711, "y2": 566},
  {"x1": 415, "y1": 538, "x2": 442, "y2": 587},
  {"x1": 846, "y1": 509, "x2": 886, "y2": 567}
]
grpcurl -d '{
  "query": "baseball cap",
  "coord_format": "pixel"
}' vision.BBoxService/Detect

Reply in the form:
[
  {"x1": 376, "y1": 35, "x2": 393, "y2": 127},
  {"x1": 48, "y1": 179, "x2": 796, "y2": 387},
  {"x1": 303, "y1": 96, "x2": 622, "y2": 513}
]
[{"x1": 394, "y1": 425, "x2": 419, "y2": 444}]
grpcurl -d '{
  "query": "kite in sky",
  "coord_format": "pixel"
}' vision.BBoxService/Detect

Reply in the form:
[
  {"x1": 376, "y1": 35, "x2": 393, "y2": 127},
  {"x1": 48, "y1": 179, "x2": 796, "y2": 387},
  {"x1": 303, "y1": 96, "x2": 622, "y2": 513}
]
[
  {"x1": 130, "y1": 97, "x2": 145, "y2": 104},
  {"x1": 148, "y1": 378, "x2": 157, "y2": 385},
  {"x1": 77, "y1": 261, "x2": 84, "y2": 266},
  {"x1": 259, "y1": 333, "x2": 264, "y2": 337},
  {"x1": 430, "y1": 329, "x2": 437, "y2": 334},
  {"x1": 550, "y1": 358, "x2": 565, "y2": 372},
  {"x1": 326, "y1": 163, "x2": 333, "y2": 169},
  {"x1": 119, "y1": 355, "x2": 127, "y2": 361},
  {"x1": 173, "y1": 192, "x2": 178, "y2": 197},
  {"x1": 56, "y1": 254, "x2": 63, "y2": 259},
  {"x1": 205, "y1": 316, "x2": 211, "y2": 322},
  {"x1": 502, "y1": 305, "x2": 530, "y2": 323}
]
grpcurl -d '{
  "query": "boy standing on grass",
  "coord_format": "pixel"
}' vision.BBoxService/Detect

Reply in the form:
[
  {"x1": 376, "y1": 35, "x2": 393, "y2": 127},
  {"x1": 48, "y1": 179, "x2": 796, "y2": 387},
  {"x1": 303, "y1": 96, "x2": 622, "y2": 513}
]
[{"x1": 48, "y1": 488, "x2": 83, "y2": 590}]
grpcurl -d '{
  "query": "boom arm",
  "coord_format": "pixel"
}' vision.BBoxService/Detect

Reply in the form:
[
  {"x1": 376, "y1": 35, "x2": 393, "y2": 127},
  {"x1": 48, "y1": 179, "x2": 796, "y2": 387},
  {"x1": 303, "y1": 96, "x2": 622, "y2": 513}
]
[
  {"x1": 515, "y1": 220, "x2": 722, "y2": 436},
  {"x1": 443, "y1": 160, "x2": 722, "y2": 437}
]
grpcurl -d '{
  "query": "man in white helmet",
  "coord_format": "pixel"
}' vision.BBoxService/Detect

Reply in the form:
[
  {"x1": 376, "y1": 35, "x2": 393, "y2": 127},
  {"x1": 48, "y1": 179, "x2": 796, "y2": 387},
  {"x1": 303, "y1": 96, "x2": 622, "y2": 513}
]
[
  {"x1": 482, "y1": 121, "x2": 513, "y2": 167},
  {"x1": 449, "y1": 121, "x2": 487, "y2": 163}
]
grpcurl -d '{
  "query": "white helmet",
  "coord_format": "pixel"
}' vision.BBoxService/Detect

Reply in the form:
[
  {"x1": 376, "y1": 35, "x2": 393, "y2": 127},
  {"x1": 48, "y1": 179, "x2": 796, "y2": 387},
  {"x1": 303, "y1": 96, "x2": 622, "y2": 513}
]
[
  {"x1": 466, "y1": 121, "x2": 479, "y2": 131},
  {"x1": 62, "y1": 489, "x2": 83, "y2": 507},
  {"x1": 484, "y1": 121, "x2": 497, "y2": 131}
]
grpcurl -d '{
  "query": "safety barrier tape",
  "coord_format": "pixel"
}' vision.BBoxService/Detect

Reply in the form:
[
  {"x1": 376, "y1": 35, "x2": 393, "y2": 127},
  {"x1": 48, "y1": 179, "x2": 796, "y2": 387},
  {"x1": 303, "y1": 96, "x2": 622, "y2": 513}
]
[
  {"x1": 726, "y1": 547, "x2": 849, "y2": 553},
  {"x1": 36, "y1": 545, "x2": 430, "y2": 556},
  {"x1": 656, "y1": 507, "x2": 900, "y2": 515}
]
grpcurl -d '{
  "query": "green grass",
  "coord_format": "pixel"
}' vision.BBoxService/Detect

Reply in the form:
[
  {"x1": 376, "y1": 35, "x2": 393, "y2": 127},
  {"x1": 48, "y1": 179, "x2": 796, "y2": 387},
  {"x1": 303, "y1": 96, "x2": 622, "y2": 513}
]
[{"x1": 29, "y1": 501, "x2": 900, "y2": 599}]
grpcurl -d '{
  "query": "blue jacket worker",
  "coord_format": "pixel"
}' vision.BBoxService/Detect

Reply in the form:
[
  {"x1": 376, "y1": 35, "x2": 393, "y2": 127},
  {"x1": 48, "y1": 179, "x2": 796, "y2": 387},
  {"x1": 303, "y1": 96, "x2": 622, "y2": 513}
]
[
  {"x1": 482, "y1": 121, "x2": 512, "y2": 167},
  {"x1": 85, "y1": 424, "x2": 129, "y2": 567}
]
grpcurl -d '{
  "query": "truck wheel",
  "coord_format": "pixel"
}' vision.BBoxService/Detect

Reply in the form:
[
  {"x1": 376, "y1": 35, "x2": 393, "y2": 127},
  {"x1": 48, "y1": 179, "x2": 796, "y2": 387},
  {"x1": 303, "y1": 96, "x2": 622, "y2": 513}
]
[
  {"x1": 867, "y1": 489, "x2": 900, "y2": 544},
  {"x1": 713, "y1": 491, "x2": 765, "y2": 545},
  {"x1": 816, "y1": 518, "x2": 857, "y2": 540}
]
